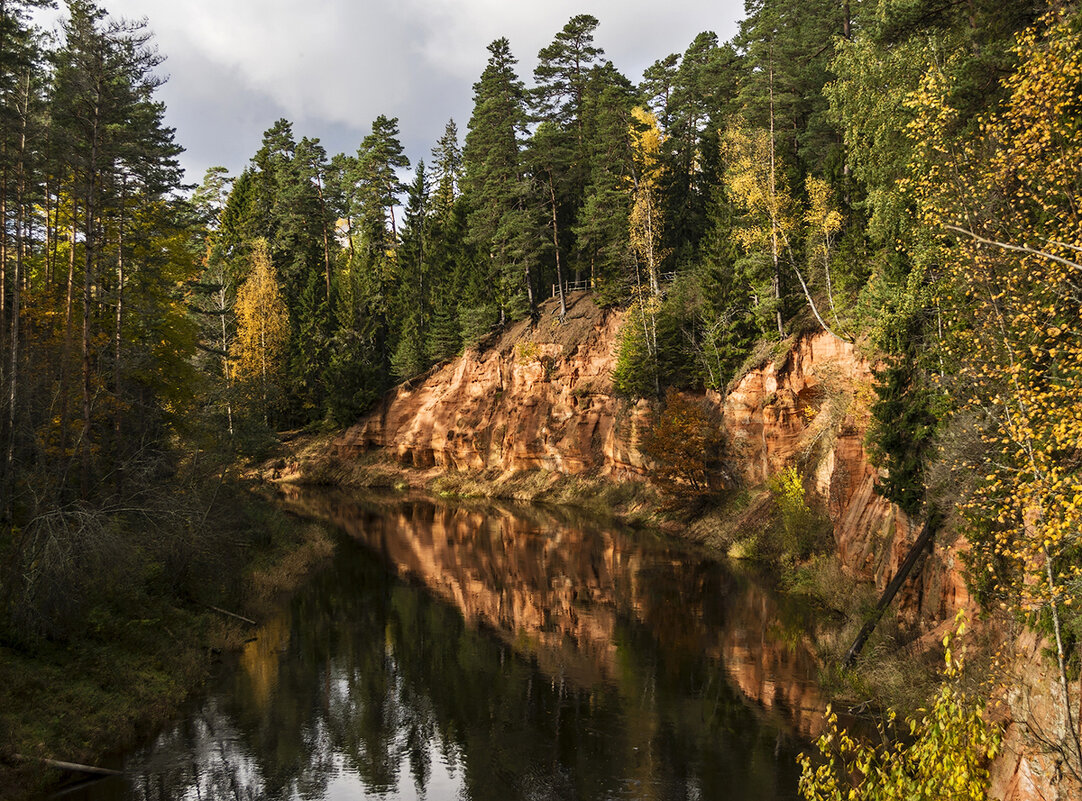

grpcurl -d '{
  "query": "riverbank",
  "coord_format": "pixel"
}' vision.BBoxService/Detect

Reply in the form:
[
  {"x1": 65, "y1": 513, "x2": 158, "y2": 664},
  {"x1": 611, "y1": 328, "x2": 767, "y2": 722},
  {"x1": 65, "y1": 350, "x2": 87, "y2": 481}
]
[
  {"x1": 261, "y1": 437, "x2": 953, "y2": 713},
  {"x1": 0, "y1": 486, "x2": 335, "y2": 800}
]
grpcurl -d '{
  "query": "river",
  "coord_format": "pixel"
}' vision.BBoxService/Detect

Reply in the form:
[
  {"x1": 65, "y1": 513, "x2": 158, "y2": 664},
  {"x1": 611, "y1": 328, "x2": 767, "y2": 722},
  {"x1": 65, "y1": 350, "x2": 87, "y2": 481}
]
[{"x1": 58, "y1": 487, "x2": 825, "y2": 801}]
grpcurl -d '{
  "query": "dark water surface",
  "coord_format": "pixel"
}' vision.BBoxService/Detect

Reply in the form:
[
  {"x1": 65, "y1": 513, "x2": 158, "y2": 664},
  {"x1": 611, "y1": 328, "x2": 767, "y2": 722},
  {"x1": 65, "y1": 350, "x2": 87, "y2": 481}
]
[{"x1": 61, "y1": 488, "x2": 825, "y2": 801}]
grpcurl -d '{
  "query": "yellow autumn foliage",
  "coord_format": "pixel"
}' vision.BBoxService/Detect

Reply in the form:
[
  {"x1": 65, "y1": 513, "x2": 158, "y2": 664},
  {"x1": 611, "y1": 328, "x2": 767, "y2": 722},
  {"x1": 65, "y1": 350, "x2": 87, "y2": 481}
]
[
  {"x1": 231, "y1": 239, "x2": 289, "y2": 386},
  {"x1": 629, "y1": 106, "x2": 668, "y2": 292},
  {"x1": 908, "y1": 9, "x2": 1082, "y2": 612},
  {"x1": 799, "y1": 613, "x2": 1000, "y2": 801}
]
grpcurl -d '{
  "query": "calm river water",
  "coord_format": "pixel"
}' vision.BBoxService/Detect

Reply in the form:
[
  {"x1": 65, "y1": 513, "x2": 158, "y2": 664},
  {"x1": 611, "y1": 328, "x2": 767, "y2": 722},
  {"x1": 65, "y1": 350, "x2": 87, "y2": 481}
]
[{"x1": 60, "y1": 488, "x2": 825, "y2": 801}]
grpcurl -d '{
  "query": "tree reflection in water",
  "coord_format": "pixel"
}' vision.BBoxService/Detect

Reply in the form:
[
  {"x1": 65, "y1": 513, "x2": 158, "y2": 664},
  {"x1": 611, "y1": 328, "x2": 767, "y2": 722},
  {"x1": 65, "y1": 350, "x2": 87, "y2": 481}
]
[{"x1": 72, "y1": 490, "x2": 820, "y2": 801}]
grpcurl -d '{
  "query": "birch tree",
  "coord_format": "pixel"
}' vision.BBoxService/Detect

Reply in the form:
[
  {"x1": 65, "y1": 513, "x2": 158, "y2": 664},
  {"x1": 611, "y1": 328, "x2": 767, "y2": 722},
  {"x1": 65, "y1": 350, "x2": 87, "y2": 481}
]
[{"x1": 232, "y1": 239, "x2": 288, "y2": 418}]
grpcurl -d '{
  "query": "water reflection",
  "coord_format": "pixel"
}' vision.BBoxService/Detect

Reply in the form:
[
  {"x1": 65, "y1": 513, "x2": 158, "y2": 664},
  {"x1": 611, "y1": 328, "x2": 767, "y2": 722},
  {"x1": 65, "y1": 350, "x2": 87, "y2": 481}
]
[{"x1": 66, "y1": 489, "x2": 823, "y2": 801}]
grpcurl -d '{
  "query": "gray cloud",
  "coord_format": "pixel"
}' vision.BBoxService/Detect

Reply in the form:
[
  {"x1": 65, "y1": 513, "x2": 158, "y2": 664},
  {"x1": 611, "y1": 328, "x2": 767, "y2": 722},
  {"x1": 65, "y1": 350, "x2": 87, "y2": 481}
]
[{"x1": 38, "y1": 1, "x2": 745, "y2": 184}]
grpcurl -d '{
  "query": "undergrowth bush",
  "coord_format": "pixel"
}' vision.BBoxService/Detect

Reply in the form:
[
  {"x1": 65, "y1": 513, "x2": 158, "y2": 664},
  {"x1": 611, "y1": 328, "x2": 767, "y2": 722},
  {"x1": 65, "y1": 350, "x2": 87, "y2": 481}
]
[
  {"x1": 642, "y1": 388, "x2": 726, "y2": 501},
  {"x1": 799, "y1": 613, "x2": 1000, "y2": 801}
]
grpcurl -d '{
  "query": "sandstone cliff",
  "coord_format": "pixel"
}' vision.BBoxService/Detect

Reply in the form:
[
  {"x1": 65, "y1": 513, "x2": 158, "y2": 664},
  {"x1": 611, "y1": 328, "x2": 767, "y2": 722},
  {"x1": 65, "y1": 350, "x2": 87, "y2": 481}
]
[
  {"x1": 336, "y1": 295, "x2": 944, "y2": 617},
  {"x1": 328, "y1": 293, "x2": 1070, "y2": 800},
  {"x1": 338, "y1": 292, "x2": 651, "y2": 476}
]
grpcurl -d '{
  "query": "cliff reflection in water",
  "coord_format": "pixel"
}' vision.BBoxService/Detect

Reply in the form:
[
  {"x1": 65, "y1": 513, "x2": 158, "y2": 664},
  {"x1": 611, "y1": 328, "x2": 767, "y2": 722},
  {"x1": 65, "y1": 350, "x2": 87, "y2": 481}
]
[{"x1": 83, "y1": 489, "x2": 823, "y2": 801}]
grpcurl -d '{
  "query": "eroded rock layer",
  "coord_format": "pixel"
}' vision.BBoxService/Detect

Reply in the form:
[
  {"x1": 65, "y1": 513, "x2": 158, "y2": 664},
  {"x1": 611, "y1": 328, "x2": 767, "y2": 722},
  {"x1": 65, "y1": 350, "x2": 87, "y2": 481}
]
[
  {"x1": 338, "y1": 294, "x2": 650, "y2": 476},
  {"x1": 333, "y1": 293, "x2": 1069, "y2": 800}
]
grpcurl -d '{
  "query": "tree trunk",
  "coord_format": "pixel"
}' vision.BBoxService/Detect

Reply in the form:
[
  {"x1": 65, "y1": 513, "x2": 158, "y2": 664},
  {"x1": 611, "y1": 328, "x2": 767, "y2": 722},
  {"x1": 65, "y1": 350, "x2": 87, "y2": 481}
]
[
  {"x1": 81, "y1": 86, "x2": 102, "y2": 498},
  {"x1": 44, "y1": 174, "x2": 53, "y2": 284},
  {"x1": 768, "y1": 50, "x2": 784, "y2": 338},
  {"x1": 547, "y1": 173, "x2": 566, "y2": 319},
  {"x1": 58, "y1": 199, "x2": 77, "y2": 458},
  {"x1": 791, "y1": 258, "x2": 847, "y2": 342},
  {"x1": 1044, "y1": 544, "x2": 1082, "y2": 779},
  {"x1": 219, "y1": 279, "x2": 233, "y2": 437},
  {"x1": 4, "y1": 72, "x2": 29, "y2": 507},
  {"x1": 646, "y1": 196, "x2": 659, "y2": 297},
  {"x1": 113, "y1": 177, "x2": 125, "y2": 496},
  {"x1": 1, "y1": 153, "x2": 7, "y2": 352},
  {"x1": 844, "y1": 514, "x2": 938, "y2": 667},
  {"x1": 260, "y1": 313, "x2": 267, "y2": 425},
  {"x1": 314, "y1": 170, "x2": 332, "y2": 303}
]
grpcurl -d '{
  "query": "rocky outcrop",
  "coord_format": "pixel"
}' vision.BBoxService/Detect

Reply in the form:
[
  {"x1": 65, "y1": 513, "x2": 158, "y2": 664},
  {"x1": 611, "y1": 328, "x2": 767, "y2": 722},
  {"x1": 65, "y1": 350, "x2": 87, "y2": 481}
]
[
  {"x1": 716, "y1": 335, "x2": 966, "y2": 627},
  {"x1": 337, "y1": 293, "x2": 651, "y2": 477},
  {"x1": 332, "y1": 294, "x2": 1070, "y2": 800}
]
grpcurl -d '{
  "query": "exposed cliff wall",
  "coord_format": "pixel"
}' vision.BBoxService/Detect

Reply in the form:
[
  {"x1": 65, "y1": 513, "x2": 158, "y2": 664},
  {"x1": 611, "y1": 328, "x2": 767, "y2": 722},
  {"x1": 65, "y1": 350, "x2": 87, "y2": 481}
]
[
  {"x1": 330, "y1": 293, "x2": 1068, "y2": 800},
  {"x1": 337, "y1": 295, "x2": 951, "y2": 619},
  {"x1": 337, "y1": 293, "x2": 651, "y2": 477},
  {"x1": 717, "y1": 335, "x2": 969, "y2": 628}
]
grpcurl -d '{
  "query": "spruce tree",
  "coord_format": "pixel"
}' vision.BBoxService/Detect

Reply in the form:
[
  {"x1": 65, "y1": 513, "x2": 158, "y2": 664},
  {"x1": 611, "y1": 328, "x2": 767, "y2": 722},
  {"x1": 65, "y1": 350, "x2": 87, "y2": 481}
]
[
  {"x1": 392, "y1": 163, "x2": 430, "y2": 381},
  {"x1": 462, "y1": 37, "x2": 532, "y2": 328},
  {"x1": 574, "y1": 64, "x2": 635, "y2": 304},
  {"x1": 425, "y1": 122, "x2": 468, "y2": 361},
  {"x1": 349, "y1": 114, "x2": 409, "y2": 375}
]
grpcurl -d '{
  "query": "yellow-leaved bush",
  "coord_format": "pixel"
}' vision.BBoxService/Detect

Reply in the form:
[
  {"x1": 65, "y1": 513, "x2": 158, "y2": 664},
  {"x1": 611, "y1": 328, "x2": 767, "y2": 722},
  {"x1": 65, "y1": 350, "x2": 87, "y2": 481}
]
[{"x1": 798, "y1": 613, "x2": 1000, "y2": 801}]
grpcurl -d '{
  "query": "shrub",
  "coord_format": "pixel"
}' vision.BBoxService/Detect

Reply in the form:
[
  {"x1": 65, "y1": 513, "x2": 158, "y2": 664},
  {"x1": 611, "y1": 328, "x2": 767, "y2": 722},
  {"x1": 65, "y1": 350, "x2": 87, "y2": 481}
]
[
  {"x1": 798, "y1": 613, "x2": 1000, "y2": 801},
  {"x1": 642, "y1": 389, "x2": 725, "y2": 497}
]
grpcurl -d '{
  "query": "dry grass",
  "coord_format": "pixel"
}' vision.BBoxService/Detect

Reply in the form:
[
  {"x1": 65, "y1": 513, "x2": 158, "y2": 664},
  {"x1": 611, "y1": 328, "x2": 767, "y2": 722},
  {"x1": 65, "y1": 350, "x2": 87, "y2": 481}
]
[
  {"x1": 429, "y1": 468, "x2": 661, "y2": 526},
  {"x1": 684, "y1": 488, "x2": 773, "y2": 553},
  {"x1": 727, "y1": 336, "x2": 796, "y2": 393}
]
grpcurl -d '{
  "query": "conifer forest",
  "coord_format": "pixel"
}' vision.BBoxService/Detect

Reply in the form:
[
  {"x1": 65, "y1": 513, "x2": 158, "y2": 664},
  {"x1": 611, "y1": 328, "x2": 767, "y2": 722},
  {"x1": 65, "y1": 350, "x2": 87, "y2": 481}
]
[{"x1": 1, "y1": 0, "x2": 1082, "y2": 798}]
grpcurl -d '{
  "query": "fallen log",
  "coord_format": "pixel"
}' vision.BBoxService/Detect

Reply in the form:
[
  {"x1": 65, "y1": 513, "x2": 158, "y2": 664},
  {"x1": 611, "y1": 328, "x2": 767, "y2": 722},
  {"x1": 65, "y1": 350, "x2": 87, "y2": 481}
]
[
  {"x1": 842, "y1": 509, "x2": 940, "y2": 669},
  {"x1": 48, "y1": 775, "x2": 116, "y2": 798},
  {"x1": 13, "y1": 754, "x2": 121, "y2": 777},
  {"x1": 201, "y1": 603, "x2": 257, "y2": 626}
]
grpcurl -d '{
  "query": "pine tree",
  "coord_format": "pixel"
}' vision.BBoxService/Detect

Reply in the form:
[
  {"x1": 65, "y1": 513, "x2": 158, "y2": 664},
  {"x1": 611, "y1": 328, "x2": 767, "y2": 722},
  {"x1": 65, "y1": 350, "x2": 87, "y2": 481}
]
[
  {"x1": 0, "y1": 0, "x2": 50, "y2": 508},
  {"x1": 736, "y1": 0, "x2": 842, "y2": 183},
  {"x1": 530, "y1": 14, "x2": 606, "y2": 288},
  {"x1": 573, "y1": 64, "x2": 635, "y2": 304},
  {"x1": 639, "y1": 53, "x2": 679, "y2": 128},
  {"x1": 51, "y1": 0, "x2": 185, "y2": 495}
]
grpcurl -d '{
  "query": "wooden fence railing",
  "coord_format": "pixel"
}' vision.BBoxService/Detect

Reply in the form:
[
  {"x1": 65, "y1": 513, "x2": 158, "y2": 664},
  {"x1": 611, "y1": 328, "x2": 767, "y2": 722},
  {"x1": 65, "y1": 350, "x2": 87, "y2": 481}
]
[{"x1": 550, "y1": 271, "x2": 678, "y2": 299}]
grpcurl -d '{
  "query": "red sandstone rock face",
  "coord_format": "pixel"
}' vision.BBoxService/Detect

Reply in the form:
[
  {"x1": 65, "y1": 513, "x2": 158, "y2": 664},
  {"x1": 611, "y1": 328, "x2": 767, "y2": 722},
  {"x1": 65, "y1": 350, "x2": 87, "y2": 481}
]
[
  {"x1": 337, "y1": 294, "x2": 651, "y2": 477},
  {"x1": 720, "y1": 334, "x2": 981, "y2": 633},
  {"x1": 334, "y1": 298, "x2": 1071, "y2": 799}
]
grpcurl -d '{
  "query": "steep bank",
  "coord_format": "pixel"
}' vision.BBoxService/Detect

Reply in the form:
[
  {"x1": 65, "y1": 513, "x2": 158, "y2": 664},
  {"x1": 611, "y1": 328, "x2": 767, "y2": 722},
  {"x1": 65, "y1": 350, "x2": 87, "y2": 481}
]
[
  {"x1": 329, "y1": 295, "x2": 951, "y2": 625},
  {"x1": 336, "y1": 292, "x2": 652, "y2": 477},
  {"x1": 280, "y1": 294, "x2": 1073, "y2": 800}
]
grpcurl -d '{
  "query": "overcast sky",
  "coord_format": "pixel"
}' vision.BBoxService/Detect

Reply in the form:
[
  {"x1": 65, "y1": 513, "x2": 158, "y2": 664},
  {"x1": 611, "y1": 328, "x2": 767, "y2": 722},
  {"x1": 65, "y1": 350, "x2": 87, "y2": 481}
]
[{"x1": 37, "y1": 1, "x2": 746, "y2": 186}]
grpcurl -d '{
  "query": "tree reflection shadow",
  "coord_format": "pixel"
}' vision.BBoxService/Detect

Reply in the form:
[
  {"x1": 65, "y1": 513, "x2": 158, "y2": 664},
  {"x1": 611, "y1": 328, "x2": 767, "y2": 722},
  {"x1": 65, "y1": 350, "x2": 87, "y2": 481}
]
[{"x1": 104, "y1": 490, "x2": 819, "y2": 801}]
